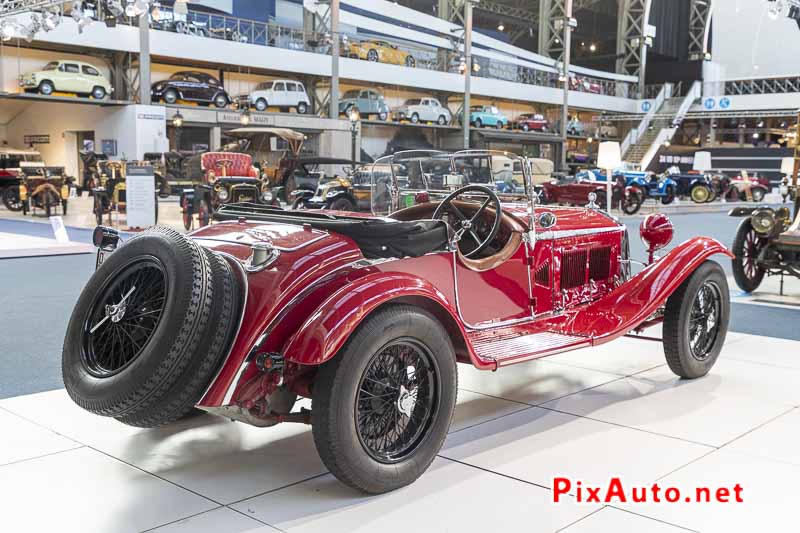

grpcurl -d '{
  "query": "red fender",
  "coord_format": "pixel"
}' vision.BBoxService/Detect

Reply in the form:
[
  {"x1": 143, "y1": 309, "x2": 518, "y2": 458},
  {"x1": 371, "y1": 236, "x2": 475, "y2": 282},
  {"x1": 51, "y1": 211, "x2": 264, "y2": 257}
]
[
  {"x1": 546, "y1": 237, "x2": 733, "y2": 342},
  {"x1": 282, "y1": 271, "x2": 467, "y2": 365}
]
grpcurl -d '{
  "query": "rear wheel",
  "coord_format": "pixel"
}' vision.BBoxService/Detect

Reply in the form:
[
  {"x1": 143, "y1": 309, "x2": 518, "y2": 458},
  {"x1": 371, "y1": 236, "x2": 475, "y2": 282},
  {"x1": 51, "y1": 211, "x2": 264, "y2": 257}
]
[
  {"x1": 437, "y1": 115, "x2": 447, "y2": 126},
  {"x1": 474, "y1": 119, "x2": 483, "y2": 128},
  {"x1": 663, "y1": 261, "x2": 729, "y2": 379},
  {"x1": 621, "y1": 190, "x2": 643, "y2": 215},
  {"x1": 367, "y1": 49, "x2": 379, "y2": 62},
  {"x1": 522, "y1": 124, "x2": 530, "y2": 132},
  {"x1": 410, "y1": 113, "x2": 420, "y2": 124},
  {"x1": 163, "y1": 89, "x2": 178, "y2": 104},
  {"x1": 2, "y1": 187, "x2": 23, "y2": 211},
  {"x1": 39, "y1": 80, "x2": 54, "y2": 96},
  {"x1": 197, "y1": 199, "x2": 210, "y2": 227},
  {"x1": 661, "y1": 185, "x2": 676, "y2": 205},
  {"x1": 91, "y1": 86, "x2": 107, "y2": 100},
  {"x1": 297, "y1": 102, "x2": 308, "y2": 114},
  {"x1": 255, "y1": 98, "x2": 268, "y2": 112},
  {"x1": 312, "y1": 305, "x2": 457, "y2": 494},
  {"x1": 732, "y1": 218, "x2": 767, "y2": 292},
  {"x1": 405, "y1": 55, "x2": 416, "y2": 67},
  {"x1": 327, "y1": 196, "x2": 356, "y2": 211},
  {"x1": 378, "y1": 111, "x2": 388, "y2": 121},
  {"x1": 62, "y1": 227, "x2": 241, "y2": 427},
  {"x1": 181, "y1": 197, "x2": 193, "y2": 231},
  {"x1": 213, "y1": 94, "x2": 228, "y2": 108},
  {"x1": 690, "y1": 185, "x2": 710, "y2": 204}
]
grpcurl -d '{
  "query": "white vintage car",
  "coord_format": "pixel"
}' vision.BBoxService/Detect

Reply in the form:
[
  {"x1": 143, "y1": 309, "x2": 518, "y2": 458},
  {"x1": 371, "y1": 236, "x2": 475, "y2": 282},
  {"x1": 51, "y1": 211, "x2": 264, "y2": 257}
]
[
  {"x1": 237, "y1": 79, "x2": 311, "y2": 113},
  {"x1": 393, "y1": 97, "x2": 452, "y2": 125}
]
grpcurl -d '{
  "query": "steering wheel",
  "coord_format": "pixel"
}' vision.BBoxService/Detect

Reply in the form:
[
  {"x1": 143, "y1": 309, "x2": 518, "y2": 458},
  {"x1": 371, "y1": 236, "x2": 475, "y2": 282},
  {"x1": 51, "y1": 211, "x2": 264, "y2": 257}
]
[
  {"x1": 433, "y1": 185, "x2": 502, "y2": 258},
  {"x1": 215, "y1": 159, "x2": 234, "y2": 177}
]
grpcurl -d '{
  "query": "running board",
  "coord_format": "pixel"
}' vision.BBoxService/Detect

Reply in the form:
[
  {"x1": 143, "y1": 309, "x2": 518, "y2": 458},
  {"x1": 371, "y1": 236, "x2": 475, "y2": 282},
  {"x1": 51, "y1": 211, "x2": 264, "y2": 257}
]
[{"x1": 468, "y1": 329, "x2": 591, "y2": 368}]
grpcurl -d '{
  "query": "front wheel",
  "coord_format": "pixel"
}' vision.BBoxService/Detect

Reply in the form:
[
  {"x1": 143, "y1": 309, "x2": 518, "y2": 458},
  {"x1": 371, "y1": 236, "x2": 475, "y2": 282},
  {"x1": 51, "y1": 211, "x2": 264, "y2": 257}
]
[
  {"x1": 690, "y1": 185, "x2": 710, "y2": 204},
  {"x1": 663, "y1": 261, "x2": 729, "y2": 379},
  {"x1": 312, "y1": 305, "x2": 457, "y2": 494},
  {"x1": 621, "y1": 190, "x2": 643, "y2": 215},
  {"x1": 474, "y1": 119, "x2": 482, "y2": 128},
  {"x1": 91, "y1": 86, "x2": 107, "y2": 100},
  {"x1": 2, "y1": 187, "x2": 23, "y2": 211},
  {"x1": 732, "y1": 218, "x2": 767, "y2": 292},
  {"x1": 751, "y1": 187, "x2": 766, "y2": 202},
  {"x1": 327, "y1": 196, "x2": 356, "y2": 211},
  {"x1": 661, "y1": 185, "x2": 676, "y2": 205},
  {"x1": 297, "y1": 102, "x2": 308, "y2": 114},
  {"x1": 410, "y1": 113, "x2": 420, "y2": 124},
  {"x1": 213, "y1": 94, "x2": 228, "y2": 108}
]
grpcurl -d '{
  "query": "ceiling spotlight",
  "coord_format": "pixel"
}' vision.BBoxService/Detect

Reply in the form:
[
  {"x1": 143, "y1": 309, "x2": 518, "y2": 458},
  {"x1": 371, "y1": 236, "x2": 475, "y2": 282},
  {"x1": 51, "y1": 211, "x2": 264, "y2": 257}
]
[
  {"x1": 0, "y1": 19, "x2": 21, "y2": 41},
  {"x1": 587, "y1": 136, "x2": 594, "y2": 143},
  {"x1": 125, "y1": 0, "x2": 150, "y2": 17},
  {"x1": 497, "y1": 23, "x2": 504, "y2": 32},
  {"x1": 757, "y1": 120, "x2": 765, "y2": 127},
  {"x1": 589, "y1": 43, "x2": 597, "y2": 52},
  {"x1": 781, "y1": 121, "x2": 788, "y2": 127}
]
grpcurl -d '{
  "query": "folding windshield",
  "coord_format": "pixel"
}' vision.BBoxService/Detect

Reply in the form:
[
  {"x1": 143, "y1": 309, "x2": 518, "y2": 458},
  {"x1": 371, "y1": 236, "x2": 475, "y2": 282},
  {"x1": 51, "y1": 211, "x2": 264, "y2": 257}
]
[{"x1": 368, "y1": 150, "x2": 533, "y2": 216}]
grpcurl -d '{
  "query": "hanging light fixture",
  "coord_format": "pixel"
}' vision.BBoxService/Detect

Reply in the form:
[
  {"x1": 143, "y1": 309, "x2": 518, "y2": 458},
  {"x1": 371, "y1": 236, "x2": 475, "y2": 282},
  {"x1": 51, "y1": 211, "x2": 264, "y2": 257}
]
[
  {"x1": 0, "y1": 19, "x2": 21, "y2": 41},
  {"x1": 589, "y1": 43, "x2": 597, "y2": 52},
  {"x1": 240, "y1": 108, "x2": 252, "y2": 126},
  {"x1": 497, "y1": 23, "x2": 504, "y2": 32}
]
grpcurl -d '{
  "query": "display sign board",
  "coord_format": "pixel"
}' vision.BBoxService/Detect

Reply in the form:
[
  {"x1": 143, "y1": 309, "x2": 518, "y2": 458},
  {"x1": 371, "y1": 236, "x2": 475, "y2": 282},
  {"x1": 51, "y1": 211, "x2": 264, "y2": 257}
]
[
  {"x1": 24, "y1": 134, "x2": 50, "y2": 145},
  {"x1": 101, "y1": 139, "x2": 118, "y2": 156},
  {"x1": 49, "y1": 216, "x2": 69, "y2": 243},
  {"x1": 126, "y1": 164, "x2": 156, "y2": 228},
  {"x1": 217, "y1": 111, "x2": 273, "y2": 125}
]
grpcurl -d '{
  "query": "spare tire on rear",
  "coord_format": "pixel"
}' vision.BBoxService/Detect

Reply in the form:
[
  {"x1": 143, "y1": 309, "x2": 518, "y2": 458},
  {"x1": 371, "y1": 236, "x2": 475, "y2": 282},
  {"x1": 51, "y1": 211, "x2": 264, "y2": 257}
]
[{"x1": 62, "y1": 226, "x2": 241, "y2": 427}]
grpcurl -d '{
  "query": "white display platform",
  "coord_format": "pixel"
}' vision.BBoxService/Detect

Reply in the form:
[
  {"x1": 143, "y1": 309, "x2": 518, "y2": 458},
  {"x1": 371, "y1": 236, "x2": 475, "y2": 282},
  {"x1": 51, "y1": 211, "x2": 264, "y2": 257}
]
[
  {"x1": 1, "y1": 332, "x2": 798, "y2": 532},
  {"x1": 0, "y1": 232, "x2": 94, "y2": 259}
]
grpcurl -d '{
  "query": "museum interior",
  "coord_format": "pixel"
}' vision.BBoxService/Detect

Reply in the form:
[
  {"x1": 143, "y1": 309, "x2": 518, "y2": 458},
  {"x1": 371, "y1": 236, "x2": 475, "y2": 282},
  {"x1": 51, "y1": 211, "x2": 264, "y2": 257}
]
[{"x1": 1, "y1": 1, "x2": 799, "y2": 532}]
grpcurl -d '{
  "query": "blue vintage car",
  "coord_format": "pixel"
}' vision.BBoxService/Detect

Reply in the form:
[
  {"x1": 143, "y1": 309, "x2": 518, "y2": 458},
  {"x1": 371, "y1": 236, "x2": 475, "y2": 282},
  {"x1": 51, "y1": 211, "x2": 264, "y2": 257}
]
[
  {"x1": 467, "y1": 105, "x2": 509, "y2": 129},
  {"x1": 578, "y1": 167, "x2": 679, "y2": 205},
  {"x1": 662, "y1": 166, "x2": 715, "y2": 203}
]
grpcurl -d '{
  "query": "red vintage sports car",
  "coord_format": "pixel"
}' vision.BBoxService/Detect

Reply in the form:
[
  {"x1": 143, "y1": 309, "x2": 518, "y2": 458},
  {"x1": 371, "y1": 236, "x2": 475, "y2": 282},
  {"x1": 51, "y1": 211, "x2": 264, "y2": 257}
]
[
  {"x1": 62, "y1": 151, "x2": 731, "y2": 494},
  {"x1": 541, "y1": 173, "x2": 644, "y2": 215}
]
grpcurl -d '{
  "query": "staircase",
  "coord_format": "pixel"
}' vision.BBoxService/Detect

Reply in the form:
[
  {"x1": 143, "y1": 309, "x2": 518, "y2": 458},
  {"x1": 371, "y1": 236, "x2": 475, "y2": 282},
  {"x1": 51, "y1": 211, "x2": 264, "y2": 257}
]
[{"x1": 624, "y1": 98, "x2": 683, "y2": 164}]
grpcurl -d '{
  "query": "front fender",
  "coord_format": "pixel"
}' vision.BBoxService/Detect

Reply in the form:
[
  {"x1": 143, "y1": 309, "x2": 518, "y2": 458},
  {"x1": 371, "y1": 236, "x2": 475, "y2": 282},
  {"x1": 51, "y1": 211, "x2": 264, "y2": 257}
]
[
  {"x1": 282, "y1": 271, "x2": 464, "y2": 366},
  {"x1": 549, "y1": 237, "x2": 733, "y2": 342}
]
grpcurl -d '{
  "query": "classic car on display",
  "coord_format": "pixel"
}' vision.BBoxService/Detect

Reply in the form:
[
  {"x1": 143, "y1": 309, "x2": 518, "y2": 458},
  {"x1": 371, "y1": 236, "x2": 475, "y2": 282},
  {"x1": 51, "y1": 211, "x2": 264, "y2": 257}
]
[
  {"x1": 236, "y1": 79, "x2": 311, "y2": 113},
  {"x1": 541, "y1": 173, "x2": 643, "y2": 214},
  {"x1": 466, "y1": 105, "x2": 509, "y2": 129},
  {"x1": 1, "y1": 146, "x2": 44, "y2": 211},
  {"x1": 726, "y1": 172, "x2": 770, "y2": 202},
  {"x1": 19, "y1": 60, "x2": 113, "y2": 99},
  {"x1": 142, "y1": 151, "x2": 204, "y2": 195},
  {"x1": 180, "y1": 151, "x2": 269, "y2": 229},
  {"x1": 91, "y1": 160, "x2": 165, "y2": 225},
  {"x1": 662, "y1": 166, "x2": 716, "y2": 203},
  {"x1": 580, "y1": 167, "x2": 679, "y2": 205},
  {"x1": 290, "y1": 158, "x2": 360, "y2": 210},
  {"x1": 151, "y1": 71, "x2": 231, "y2": 108},
  {"x1": 729, "y1": 203, "x2": 800, "y2": 292},
  {"x1": 346, "y1": 38, "x2": 416, "y2": 67},
  {"x1": 393, "y1": 98, "x2": 451, "y2": 125},
  {"x1": 569, "y1": 75, "x2": 602, "y2": 94},
  {"x1": 224, "y1": 127, "x2": 306, "y2": 202},
  {"x1": 566, "y1": 117, "x2": 586, "y2": 136},
  {"x1": 514, "y1": 113, "x2": 549, "y2": 132},
  {"x1": 18, "y1": 166, "x2": 72, "y2": 216},
  {"x1": 338, "y1": 89, "x2": 391, "y2": 121},
  {"x1": 62, "y1": 149, "x2": 732, "y2": 495}
]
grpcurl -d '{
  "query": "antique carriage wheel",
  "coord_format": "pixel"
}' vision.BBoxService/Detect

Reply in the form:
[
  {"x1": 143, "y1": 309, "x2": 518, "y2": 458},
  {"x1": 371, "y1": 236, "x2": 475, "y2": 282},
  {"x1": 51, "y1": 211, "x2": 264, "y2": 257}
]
[
  {"x1": 732, "y1": 219, "x2": 767, "y2": 292},
  {"x1": 1, "y1": 187, "x2": 24, "y2": 211},
  {"x1": 181, "y1": 197, "x2": 194, "y2": 231},
  {"x1": 312, "y1": 305, "x2": 457, "y2": 494},
  {"x1": 663, "y1": 261, "x2": 729, "y2": 379}
]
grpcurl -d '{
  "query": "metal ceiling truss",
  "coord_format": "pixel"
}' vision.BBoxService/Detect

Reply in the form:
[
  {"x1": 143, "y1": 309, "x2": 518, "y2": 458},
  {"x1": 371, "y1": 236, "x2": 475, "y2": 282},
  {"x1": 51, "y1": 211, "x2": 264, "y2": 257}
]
[
  {"x1": 0, "y1": 1, "x2": 65, "y2": 17},
  {"x1": 616, "y1": 0, "x2": 652, "y2": 91},
  {"x1": 687, "y1": 0, "x2": 712, "y2": 60},
  {"x1": 595, "y1": 109, "x2": 800, "y2": 122},
  {"x1": 538, "y1": 0, "x2": 565, "y2": 60}
]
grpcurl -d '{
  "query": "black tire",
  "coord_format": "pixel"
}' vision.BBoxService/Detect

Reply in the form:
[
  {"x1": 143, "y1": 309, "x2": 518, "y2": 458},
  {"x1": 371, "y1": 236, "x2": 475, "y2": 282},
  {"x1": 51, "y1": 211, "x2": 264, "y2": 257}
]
[
  {"x1": 39, "y1": 80, "x2": 54, "y2": 96},
  {"x1": 297, "y1": 102, "x2": 308, "y2": 114},
  {"x1": 312, "y1": 305, "x2": 457, "y2": 494},
  {"x1": 163, "y1": 89, "x2": 178, "y2": 104},
  {"x1": 2, "y1": 187, "x2": 23, "y2": 211},
  {"x1": 378, "y1": 111, "x2": 388, "y2": 121},
  {"x1": 595, "y1": 191, "x2": 607, "y2": 210},
  {"x1": 406, "y1": 55, "x2": 416, "y2": 67},
  {"x1": 181, "y1": 197, "x2": 193, "y2": 231},
  {"x1": 95, "y1": 199, "x2": 103, "y2": 226},
  {"x1": 327, "y1": 196, "x2": 356, "y2": 211},
  {"x1": 198, "y1": 199, "x2": 211, "y2": 227},
  {"x1": 45, "y1": 195, "x2": 52, "y2": 217},
  {"x1": 411, "y1": 113, "x2": 420, "y2": 124},
  {"x1": 522, "y1": 124, "x2": 530, "y2": 132},
  {"x1": 661, "y1": 185, "x2": 676, "y2": 205},
  {"x1": 62, "y1": 200, "x2": 68, "y2": 216},
  {"x1": 367, "y1": 49, "x2": 379, "y2": 62},
  {"x1": 437, "y1": 115, "x2": 447, "y2": 126},
  {"x1": 732, "y1": 218, "x2": 767, "y2": 292},
  {"x1": 255, "y1": 98, "x2": 268, "y2": 112},
  {"x1": 621, "y1": 190, "x2": 643, "y2": 215},
  {"x1": 22, "y1": 199, "x2": 29, "y2": 215},
  {"x1": 291, "y1": 197, "x2": 306, "y2": 210},
  {"x1": 663, "y1": 261, "x2": 729, "y2": 379},
  {"x1": 496, "y1": 121, "x2": 504, "y2": 129},
  {"x1": 214, "y1": 94, "x2": 228, "y2": 108},
  {"x1": 62, "y1": 227, "x2": 240, "y2": 427},
  {"x1": 91, "y1": 86, "x2": 107, "y2": 100},
  {"x1": 474, "y1": 118, "x2": 483, "y2": 128}
]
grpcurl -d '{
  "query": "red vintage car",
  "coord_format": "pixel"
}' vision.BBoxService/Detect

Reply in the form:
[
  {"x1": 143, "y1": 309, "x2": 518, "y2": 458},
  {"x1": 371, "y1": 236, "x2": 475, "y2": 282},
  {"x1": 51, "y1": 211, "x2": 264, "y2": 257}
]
[
  {"x1": 541, "y1": 173, "x2": 644, "y2": 215},
  {"x1": 62, "y1": 151, "x2": 731, "y2": 495},
  {"x1": 514, "y1": 113, "x2": 550, "y2": 132}
]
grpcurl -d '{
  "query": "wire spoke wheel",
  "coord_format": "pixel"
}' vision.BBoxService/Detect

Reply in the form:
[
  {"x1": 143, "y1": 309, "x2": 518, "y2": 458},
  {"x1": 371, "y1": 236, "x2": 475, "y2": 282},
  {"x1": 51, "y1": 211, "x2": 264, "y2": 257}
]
[
  {"x1": 688, "y1": 280, "x2": 722, "y2": 361},
  {"x1": 355, "y1": 339, "x2": 438, "y2": 464},
  {"x1": 742, "y1": 228, "x2": 762, "y2": 281},
  {"x1": 82, "y1": 258, "x2": 168, "y2": 377}
]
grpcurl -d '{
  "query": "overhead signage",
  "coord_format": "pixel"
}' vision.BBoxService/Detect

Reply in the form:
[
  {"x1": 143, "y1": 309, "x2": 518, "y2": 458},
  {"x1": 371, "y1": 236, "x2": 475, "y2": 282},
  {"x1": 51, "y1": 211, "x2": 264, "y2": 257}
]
[
  {"x1": 24, "y1": 134, "x2": 50, "y2": 145},
  {"x1": 218, "y1": 111, "x2": 273, "y2": 125}
]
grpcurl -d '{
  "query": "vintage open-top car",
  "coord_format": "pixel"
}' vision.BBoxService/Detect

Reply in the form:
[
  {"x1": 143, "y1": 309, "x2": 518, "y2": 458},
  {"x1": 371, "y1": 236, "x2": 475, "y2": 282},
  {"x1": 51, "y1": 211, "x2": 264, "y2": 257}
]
[
  {"x1": 541, "y1": 172, "x2": 643, "y2": 214},
  {"x1": 19, "y1": 165, "x2": 71, "y2": 216},
  {"x1": 62, "y1": 150, "x2": 731, "y2": 495},
  {"x1": 729, "y1": 203, "x2": 800, "y2": 292},
  {"x1": 1, "y1": 145, "x2": 44, "y2": 211}
]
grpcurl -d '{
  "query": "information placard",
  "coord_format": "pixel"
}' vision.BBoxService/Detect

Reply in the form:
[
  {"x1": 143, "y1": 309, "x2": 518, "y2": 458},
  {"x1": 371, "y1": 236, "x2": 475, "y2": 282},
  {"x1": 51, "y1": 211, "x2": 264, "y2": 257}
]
[{"x1": 126, "y1": 164, "x2": 156, "y2": 228}]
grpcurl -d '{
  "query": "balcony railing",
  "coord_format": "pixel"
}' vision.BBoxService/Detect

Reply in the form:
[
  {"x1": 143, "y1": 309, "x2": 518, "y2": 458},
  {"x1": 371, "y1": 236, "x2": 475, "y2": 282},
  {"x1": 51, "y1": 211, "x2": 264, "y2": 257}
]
[{"x1": 724, "y1": 76, "x2": 800, "y2": 95}]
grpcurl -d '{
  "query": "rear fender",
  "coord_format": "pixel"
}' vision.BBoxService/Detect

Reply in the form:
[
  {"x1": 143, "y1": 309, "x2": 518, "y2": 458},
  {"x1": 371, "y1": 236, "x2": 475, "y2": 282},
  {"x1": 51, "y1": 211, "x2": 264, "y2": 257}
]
[
  {"x1": 282, "y1": 272, "x2": 467, "y2": 366},
  {"x1": 549, "y1": 237, "x2": 733, "y2": 342}
]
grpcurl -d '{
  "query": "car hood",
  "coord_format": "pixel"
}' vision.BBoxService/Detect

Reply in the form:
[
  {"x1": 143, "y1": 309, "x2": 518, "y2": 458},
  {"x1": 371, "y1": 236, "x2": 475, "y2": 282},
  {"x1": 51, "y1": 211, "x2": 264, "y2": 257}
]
[{"x1": 502, "y1": 204, "x2": 622, "y2": 233}]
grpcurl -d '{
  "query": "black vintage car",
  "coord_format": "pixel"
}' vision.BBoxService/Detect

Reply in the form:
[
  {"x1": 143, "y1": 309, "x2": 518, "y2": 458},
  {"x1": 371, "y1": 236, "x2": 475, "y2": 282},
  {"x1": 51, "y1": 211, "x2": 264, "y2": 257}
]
[
  {"x1": 663, "y1": 166, "x2": 716, "y2": 203},
  {"x1": 730, "y1": 203, "x2": 800, "y2": 292},
  {"x1": 151, "y1": 71, "x2": 231, "y2": 108},
  {"x1": 291, "y1": 158, "x2": 361, "y2": 210}
]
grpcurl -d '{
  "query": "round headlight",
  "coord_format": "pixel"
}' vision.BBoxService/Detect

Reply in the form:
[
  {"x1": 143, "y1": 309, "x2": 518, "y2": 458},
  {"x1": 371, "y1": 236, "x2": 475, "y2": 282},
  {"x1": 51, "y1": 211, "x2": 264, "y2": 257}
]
[
  {"x1": 751, "y1": 209, "x2": 776, "y2": 234},
  {"x1": 217, "y1": 189, "x2": 229, "y2": 201},
  {"x1": 262, "y1": 190, "x2": 273, "y2": 203}
]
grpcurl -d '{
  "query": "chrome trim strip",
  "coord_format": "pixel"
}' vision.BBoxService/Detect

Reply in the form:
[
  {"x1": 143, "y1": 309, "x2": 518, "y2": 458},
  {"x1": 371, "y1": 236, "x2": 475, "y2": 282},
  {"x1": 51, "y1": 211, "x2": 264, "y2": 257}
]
[
  {"x1": 199, "y1": 250, "x2": 249, "y2": 403},
  {"x1": 537, "y1": 226, "x2": 625, "y2": 241},
  {"x1": 191, "y1": 232, "x2": 330, "y2": 253}
]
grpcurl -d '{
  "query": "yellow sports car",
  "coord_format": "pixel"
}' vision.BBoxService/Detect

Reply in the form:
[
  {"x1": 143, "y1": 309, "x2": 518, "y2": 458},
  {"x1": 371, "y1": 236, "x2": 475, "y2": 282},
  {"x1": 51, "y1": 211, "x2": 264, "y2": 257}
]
[{"x1": 346, "y1": 39, "x2": 416, "y2": 67}]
